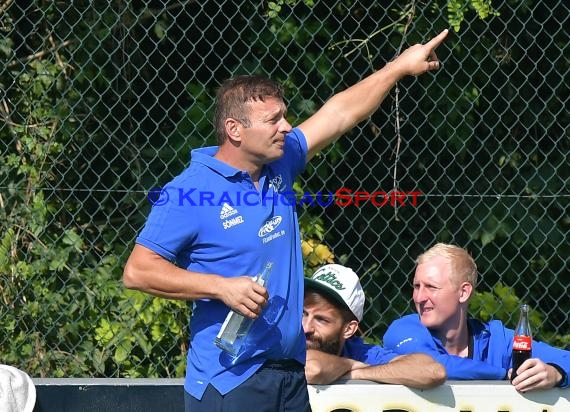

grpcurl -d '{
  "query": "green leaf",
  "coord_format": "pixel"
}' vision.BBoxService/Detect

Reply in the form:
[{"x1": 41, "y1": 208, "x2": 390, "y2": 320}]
[{"x1": 114, "y1": 339, "x2": 132, "y2": 364}]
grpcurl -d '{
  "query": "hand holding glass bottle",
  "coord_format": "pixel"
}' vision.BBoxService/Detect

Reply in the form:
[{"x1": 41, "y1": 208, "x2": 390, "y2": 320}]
[{"x1": 215, "y1": 262, "x2": 273, "y2": 356}]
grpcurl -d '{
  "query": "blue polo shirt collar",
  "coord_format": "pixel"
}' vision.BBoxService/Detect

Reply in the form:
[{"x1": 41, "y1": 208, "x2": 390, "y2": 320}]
[
  {"x1": 190, "y1": 146, "x2": 242, "y2": 178},
  {"x1": 191, "y1": 146, "x2": 271, "y2": 191}
]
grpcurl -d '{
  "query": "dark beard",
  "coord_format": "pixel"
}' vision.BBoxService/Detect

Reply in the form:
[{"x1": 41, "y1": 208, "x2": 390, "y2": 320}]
[{"x1": 305, "y1": 334, "x2": 341, "y2": 355}]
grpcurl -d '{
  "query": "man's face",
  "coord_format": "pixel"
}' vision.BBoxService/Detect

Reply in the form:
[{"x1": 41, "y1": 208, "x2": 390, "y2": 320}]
[
  {"x1": 302, "y1": 297, "x2": 346, "y2": 356},
  {"x1": 239, "y1": 97, "x2": 292, "y2": 163},
  {"x1": 413, "y1": 255, "x2": 462, "y2": 331}
]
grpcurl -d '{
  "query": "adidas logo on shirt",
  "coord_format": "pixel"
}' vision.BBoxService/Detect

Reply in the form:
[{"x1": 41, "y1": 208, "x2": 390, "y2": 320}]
[{"x1": 220, "y1": 203, "x2": 238, "y2": 220}]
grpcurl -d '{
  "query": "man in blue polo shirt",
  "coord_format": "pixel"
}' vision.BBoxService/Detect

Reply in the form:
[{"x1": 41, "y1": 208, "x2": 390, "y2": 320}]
[
  {"x1": 123, "y1": 29, "x2": 449, "y2": 412},
  {"x1": 383, "y1": 243, "x2": 569, "y2": 392}
]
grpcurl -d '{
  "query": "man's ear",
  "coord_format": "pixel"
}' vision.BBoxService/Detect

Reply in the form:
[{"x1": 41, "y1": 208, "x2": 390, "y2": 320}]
[
  {"x1": 458, "y1": 282, "x2": 473, "y2": 303},
  {"x1": 342, "y1": 320, "x2": 359, "y2": 340},
  {"x1": 225, "y1": 118, "x2": 242, "y2": 143}
]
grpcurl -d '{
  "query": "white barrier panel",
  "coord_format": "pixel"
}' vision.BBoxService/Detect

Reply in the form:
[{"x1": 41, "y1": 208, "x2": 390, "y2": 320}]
[
  {"x1": 32, "y1": 378, "x2": 569, "y2": 411},
  {"x1": 308, "y1": 380, "x2": 570, "y2": 412}
]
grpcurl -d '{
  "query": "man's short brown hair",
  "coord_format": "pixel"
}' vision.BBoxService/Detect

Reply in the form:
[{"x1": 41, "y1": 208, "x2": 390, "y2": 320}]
[{"x1": 214, "y1": 75, "x2": 285, "y2": 145}]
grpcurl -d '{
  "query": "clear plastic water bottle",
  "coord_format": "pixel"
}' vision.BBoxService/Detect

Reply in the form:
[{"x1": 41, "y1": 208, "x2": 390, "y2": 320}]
[{"x1": 214, "y1": 262, "x2": 273, "y2": 356}]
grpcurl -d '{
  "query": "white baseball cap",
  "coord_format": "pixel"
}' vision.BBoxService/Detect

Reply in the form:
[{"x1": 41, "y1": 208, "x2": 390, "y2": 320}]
[
  {"x1": 0, "y1": 365, "x2": 36, "y2": 412},
  {"x1": 305, "y1": 264, "x2": 365, "y2": 321}
]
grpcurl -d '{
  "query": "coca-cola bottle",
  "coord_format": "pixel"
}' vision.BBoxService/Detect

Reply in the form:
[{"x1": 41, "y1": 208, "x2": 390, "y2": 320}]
[{"x1": 511, "y1": 304, "x2": 532, "y2": 382}]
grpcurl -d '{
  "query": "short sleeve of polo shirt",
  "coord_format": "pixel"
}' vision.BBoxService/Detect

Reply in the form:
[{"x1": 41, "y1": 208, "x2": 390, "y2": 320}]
[{"x1": 135, "y1": 169, "x2": 202, "y2": 261}]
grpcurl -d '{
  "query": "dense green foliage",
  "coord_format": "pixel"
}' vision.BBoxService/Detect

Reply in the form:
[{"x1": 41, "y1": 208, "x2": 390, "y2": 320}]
[{"x1": 0, "y1": 0, "x2": 567, "y2": 378}]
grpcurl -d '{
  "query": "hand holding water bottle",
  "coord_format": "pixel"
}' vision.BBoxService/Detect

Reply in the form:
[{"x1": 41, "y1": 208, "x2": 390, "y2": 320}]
[
  {"x1": 216, "y1": 265, "x2": 271, "y2": 319},
  {"x1": 215, "y1": 262, "x2": 273, "y2": 356}
]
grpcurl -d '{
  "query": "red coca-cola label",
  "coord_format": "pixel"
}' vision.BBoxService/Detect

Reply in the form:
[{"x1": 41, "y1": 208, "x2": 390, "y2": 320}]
[{"x1": 513, "y1": 335, "x2": 532, "y2": 351}]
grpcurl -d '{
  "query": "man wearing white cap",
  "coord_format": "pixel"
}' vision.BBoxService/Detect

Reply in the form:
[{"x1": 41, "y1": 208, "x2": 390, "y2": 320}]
[{"x1": 303, "y1": 264, "x2": 446, "y2": 388}]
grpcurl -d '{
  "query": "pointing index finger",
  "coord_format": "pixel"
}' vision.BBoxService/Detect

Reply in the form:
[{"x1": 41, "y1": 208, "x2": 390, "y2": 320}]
[{"x1": 426, "y1": 29, "x2": 449, "y2": 50}]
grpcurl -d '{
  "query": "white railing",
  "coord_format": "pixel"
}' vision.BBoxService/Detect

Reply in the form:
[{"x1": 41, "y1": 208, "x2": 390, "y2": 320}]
[{"x1": 308, "y1": 380, "x2": 570, "y2": 412}]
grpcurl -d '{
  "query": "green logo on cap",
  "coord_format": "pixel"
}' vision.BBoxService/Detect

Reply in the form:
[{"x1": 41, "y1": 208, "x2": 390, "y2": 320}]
[{"x1": 314, "y1": 272, "x2": 346, "y2": 291}]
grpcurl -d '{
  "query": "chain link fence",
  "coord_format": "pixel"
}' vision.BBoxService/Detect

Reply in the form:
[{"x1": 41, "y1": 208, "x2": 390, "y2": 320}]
[{"x1": 1, "y1": 1, "x2": 568, "y2": 378}]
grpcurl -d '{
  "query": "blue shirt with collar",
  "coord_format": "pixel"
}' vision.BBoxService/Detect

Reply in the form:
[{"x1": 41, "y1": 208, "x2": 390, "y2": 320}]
[
  {"x1": 136, "y1": 128, "x2": 309, "y2": 399},
  {"x1": 383, "y1": 313, "x2": 569, "y2": 387}
]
